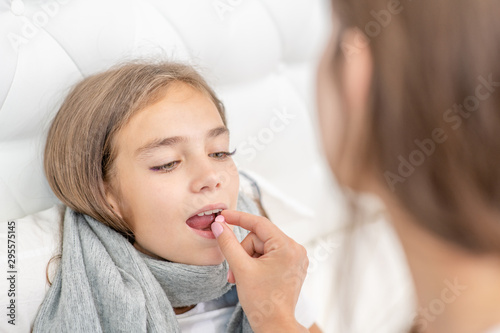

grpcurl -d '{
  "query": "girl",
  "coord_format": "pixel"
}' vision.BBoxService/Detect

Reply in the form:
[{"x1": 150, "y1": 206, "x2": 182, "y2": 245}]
[{"x1": 33, "y1": 62, "x2": 317, "y2": 332}]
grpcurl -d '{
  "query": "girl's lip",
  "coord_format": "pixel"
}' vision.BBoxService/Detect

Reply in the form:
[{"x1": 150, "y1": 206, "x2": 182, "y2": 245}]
[
  {"x1": 189, "y1": 227, "x2": 216, "y2": 239},
  {"x1": 188, "y1": 203, "x2": 227, "y2": 219}
]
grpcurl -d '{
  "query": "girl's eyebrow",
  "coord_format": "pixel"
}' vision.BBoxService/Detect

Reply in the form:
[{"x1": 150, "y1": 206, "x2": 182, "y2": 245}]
[
  {"x1": 135, "y1": 126, "x2": 229, "y2": 158},
  {"x1": 207, "y1": 126, "x2": 229, "y2": 139}
]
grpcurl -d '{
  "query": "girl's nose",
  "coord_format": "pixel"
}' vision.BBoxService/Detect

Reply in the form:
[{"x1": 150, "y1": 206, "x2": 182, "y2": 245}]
[{"x1": 190, "y1": 162, "x2": 222, "y2": 193}]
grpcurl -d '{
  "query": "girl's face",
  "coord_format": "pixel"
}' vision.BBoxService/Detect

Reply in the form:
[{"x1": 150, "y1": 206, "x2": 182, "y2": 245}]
[{"x1": 106, "y1": 83, "x2": 239, "y2": 265}]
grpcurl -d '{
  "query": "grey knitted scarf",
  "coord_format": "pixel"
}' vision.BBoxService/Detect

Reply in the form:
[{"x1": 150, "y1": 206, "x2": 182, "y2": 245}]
[{"x1": 33, "y1": 193, "x2": 257, "y2": 332}]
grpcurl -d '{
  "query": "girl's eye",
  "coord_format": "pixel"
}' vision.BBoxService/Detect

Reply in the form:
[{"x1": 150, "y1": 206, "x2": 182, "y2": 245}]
[
  {"x1": 209, "y1": 149, "x2": 236, "y2": 160},
  {"x1": 150, "y1": 161, "x2": 179, "y2": 173}
]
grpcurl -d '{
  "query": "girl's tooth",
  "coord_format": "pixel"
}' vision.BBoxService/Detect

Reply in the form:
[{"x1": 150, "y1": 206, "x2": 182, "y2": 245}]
[{"x1": 196, "y1": 209, "x2": 222, "y2": 217}]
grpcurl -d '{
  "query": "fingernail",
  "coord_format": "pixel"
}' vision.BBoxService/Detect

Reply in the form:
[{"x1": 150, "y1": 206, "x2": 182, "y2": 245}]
[
  {"x1": 215, "y1": 215, "x2": 225, "y2": 223},
  {"x1": 211, "y1": 221, "x2": 223, "y2": 238}
]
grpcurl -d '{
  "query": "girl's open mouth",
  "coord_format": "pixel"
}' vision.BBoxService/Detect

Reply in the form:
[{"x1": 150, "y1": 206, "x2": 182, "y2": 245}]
[{"x1": 185, "y1": 208, "x2": 222, "y2": 238}]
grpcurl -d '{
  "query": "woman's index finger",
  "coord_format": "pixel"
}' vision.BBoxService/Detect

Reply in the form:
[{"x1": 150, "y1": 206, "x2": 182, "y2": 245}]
[{"x1": 221, "y1": 210, "x2": 280, "y2": 243}]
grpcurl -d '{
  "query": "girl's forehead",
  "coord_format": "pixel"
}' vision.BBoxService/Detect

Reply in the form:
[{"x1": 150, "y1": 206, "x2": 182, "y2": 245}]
[
  {"x1": 124, "y1": 84, "x2": 218, "y2": 127},
  {"x1": 113, "y1": 87, "x2": 226, "y2": 157}
]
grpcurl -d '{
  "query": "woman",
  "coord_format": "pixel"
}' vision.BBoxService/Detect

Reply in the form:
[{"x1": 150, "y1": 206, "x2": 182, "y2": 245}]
[{"x1": 212, "y1": 0, "x2": 500, "y2": 332}]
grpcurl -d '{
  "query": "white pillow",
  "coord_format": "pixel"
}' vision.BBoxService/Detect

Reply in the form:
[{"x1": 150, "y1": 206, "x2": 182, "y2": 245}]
[{"x1": 0, "y1": 205, "x2": 62, "y2": 332}]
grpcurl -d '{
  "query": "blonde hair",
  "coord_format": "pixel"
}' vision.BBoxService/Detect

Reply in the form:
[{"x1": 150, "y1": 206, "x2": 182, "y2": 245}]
[{"x1": 44, "y1": 61, "x2": 226, "y2": 236}]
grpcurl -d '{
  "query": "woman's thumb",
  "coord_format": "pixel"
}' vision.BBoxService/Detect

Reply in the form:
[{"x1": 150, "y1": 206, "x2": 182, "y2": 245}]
[{"x1": 211, "y1": 216, "x2": 249, "y2": 271}]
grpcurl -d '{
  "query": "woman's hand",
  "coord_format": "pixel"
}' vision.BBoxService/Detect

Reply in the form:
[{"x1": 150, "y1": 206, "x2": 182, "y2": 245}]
[{"x1": 211, "y1": 210, "x2": 309, "y2": 333}]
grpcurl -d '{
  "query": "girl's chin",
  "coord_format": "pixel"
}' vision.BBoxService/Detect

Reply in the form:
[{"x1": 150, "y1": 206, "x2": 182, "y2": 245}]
[
  {"x1": 192, "y1": 251, "x2": 226, "y2": 266},
  {"x1": 133, "y1": 240, "x2": 226, "y2": 266},
  {"x1": 189, "y1": 248, "x2": 226, "y2": 266}
]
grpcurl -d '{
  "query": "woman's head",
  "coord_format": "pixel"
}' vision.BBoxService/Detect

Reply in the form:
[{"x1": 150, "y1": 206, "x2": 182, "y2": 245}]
[
  {"x1": 45, "y1": 62, "x2": 240, "y2": 265},
  {"x1": 317, "y1": 0, "x2": 500, "y2": 253}
]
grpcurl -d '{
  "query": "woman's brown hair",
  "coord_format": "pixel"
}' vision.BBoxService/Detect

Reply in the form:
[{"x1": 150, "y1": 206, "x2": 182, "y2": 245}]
[
  {"x1": 44, "y1": 61, "x2": 226, "y2": 236},
  {"x1": 331, "y1": 0, "x2": 500, "y2": 253}
]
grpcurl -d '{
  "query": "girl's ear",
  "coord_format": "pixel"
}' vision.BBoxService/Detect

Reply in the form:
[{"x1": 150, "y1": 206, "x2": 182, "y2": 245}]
[{"x1": 104, "y1": 182, "x2": 123, "y2": 219}]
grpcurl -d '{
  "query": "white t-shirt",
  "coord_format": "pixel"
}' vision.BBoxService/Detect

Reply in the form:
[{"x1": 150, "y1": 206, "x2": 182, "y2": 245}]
[{"x1": 176, "y1": 286, "x2": 316, "y2": 332}]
